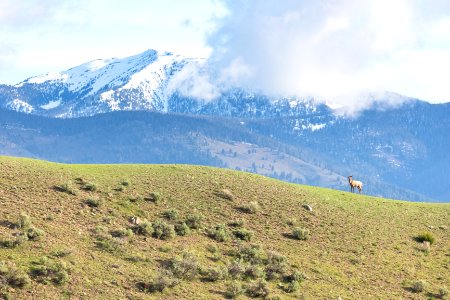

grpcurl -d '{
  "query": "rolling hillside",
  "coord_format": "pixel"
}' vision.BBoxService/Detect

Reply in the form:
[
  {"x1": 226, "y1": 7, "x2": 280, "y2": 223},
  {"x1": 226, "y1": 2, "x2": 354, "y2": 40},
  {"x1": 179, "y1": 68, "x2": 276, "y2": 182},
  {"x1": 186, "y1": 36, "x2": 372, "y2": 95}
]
[
  {"x1": 0, "y1": 157, "x2": 448, "y2": 299},
  {"x1": 0, "y1": 108, "x2": 435, "y2": 202}
]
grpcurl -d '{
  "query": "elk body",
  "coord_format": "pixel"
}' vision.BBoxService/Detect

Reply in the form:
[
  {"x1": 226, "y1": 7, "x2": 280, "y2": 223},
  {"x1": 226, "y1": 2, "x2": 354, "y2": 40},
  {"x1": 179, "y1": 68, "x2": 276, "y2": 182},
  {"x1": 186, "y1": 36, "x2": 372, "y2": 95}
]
[{"x1": 348, "y1": 176, "x2": 363, "y2": 193}]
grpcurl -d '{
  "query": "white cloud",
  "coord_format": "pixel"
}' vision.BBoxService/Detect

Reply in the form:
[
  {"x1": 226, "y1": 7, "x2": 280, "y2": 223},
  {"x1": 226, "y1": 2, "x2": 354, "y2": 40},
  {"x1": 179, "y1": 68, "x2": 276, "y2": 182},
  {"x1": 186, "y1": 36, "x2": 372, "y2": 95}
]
[
  {"x1": 166, "y1": 62, "x2": 220, "y2": 101},
  {"x1": 206, "y1": 0, "x2": 450, "y2": 108}
]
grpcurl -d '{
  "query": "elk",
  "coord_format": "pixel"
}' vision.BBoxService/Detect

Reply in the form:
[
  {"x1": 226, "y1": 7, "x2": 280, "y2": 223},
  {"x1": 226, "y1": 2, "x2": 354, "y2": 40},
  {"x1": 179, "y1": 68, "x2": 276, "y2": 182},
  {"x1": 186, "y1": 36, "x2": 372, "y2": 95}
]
[{"x1": 348, "y1": 176, "x2": 363, "y2": 193}]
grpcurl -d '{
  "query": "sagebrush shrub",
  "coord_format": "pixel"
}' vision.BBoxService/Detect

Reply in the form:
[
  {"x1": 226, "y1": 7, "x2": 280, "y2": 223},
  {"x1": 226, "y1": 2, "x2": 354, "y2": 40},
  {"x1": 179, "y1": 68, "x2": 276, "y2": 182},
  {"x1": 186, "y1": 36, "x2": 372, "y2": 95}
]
[
  {"x1": 121, "y1": 179, "x2": 130, "y2": 187},
  {"x1": 175, "y1": 222, "x2": 190, "y2": 236},
  {"x1": 246, "y1": 279, "x2": 270, "y2": 298},
  {"x1": 134, "y1": 221, "x2": 154, "y2": 237},
  {"x1": 26, "y1": 227, "x2": 45, "y2": 241},
  {"x1": 162, "y1": 209, "x2": 178, "y2": 220},
  {"x1": 85, "y1": 198, "x2": 103, "y2": 208},
  {"x1": 200, "y1": 266, "x2": 228, "y2": 282},
  {"x1": 18, "y1": 212, "x2": 31, "y2": 229},
  {"x1": 51, "y1": 249, "x2": 72, "y2": 258},
  {"x1": 30, "y1": 257, "x2": 69, "y2": 285},
  {"x1": 265, "y1": 251, "x2": 287, "y2": 281},
  {"x1": 284, "y1": 270, "x2": 307, "y2": 283},
  {"x1": 110, "y1": 228, "x2": 134, "y2": 238},
  {"x1": 217, "y1": 189, "x2": 235, "y2": 201},
  {"x1": 244, "y1": 265, "x2": 265, "y2": 279},
  {"x1": 95, "y1": 238, "x2": 120, "y2": 253},
  {"x1": 140, "y1": 270, "x2": 179, "y2": 293},
  {"x1": 207, "y1": 224, "x2": 230, "y2": 242},
  {"x1": 56, "y1": 181, "x2": 77, "y2": 195},
  {"x1": 225, "y1": 280, "x2": 243, "y2": 299},
  {"x1": 236, "y1": 244, "x2": 266, "y2": 265},
  {"x1": 185, "y1": 213, "x2": 203, "y2": 229},
  {"x1": 146, "y1": 192, "x2": 162, "y2": 203},
  {"x1": 228, "y1": 219, "x2": 245, "y2": 227},
  {"x1": 283, "y1": 280, "x2": 300, "y2": 293},
  {"x1": 228, "y1": 259, "x2": 246, "y2": 280},
  {"x1": 82, "y1": 182, "x2": 97, "y2": 191},
  {"x1": 168, "y1": 252, "x2": 199, "y2": 280},
  {"x1": 415, "y1": 232, "x2": 435, "y2": 245},
  {"x1": 0, "y1": 261, "x2": 31, "y2": 288},
  {"x1": 438, "y1": 287, "x2": 449, "y2": 299},
  {"x1": 240, "y1": 201, "x2": 260, "y2": 214},
  {"x1": 292, "y1": 227, "x2": 310, "y2": 240},
  {"x1": 233, "y1": 228, "x2": 253, "y2": 241},
  {"x1": 410, "y1": 280, "x2": 426, "y2": 293},
  {"x1": 152, "y1": 220, "x2": 175, "y2": 240}
]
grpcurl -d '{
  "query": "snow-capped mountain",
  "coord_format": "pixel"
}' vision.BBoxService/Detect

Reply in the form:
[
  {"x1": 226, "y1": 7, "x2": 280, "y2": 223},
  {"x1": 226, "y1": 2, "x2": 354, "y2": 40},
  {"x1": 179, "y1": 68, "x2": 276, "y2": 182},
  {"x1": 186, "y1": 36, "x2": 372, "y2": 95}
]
[
  {"x1": 0, "y1": 49, "x2": 331, "y2": 121},
  {"x1": 0, "y1": 50, "x2": 198, "y2": 117}
]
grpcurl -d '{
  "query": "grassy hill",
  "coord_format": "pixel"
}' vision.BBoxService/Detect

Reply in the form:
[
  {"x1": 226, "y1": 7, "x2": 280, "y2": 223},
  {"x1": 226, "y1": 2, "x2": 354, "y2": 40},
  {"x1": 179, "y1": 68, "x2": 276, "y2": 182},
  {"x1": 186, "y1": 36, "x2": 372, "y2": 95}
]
[{"x1": 0, "y1": 156, "x2": 448, "y2": 299}]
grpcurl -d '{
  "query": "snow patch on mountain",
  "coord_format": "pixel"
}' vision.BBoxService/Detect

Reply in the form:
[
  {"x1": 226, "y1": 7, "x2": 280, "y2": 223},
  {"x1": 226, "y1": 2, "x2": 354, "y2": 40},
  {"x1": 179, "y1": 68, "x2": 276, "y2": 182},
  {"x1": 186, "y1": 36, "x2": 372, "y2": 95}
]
[
  {"x1": 41, "y1": 100, "x2": 61, "y2": 110},
  {"x1": 7, "y1": 99, "x2": 34, "y2": 113}
]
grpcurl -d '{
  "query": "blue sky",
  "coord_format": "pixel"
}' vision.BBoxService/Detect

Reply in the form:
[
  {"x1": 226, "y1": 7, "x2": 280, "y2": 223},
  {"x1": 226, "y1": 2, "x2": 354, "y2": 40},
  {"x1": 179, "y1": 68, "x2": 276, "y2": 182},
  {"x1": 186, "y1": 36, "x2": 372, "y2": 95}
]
[{"x1": 1, "y1": 0, "x2": 450, "y2": 105}]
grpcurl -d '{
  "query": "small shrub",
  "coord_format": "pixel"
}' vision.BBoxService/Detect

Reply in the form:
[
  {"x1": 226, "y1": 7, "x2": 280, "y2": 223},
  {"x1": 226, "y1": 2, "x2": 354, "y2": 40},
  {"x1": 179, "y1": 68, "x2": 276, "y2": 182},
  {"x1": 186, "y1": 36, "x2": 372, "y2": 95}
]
[
  {"x1": 95, "y1": 235, "x2": 120, "y2": 253},
  {"x1": 244, "y1": 265, "x2": 265, "y2": 279},
  {"x1": 129, "y1": 195, "x2": 142, "y2": 203},
  {"x1": 175, "y1": 222, "x2": 190, "y2": 236},
  {"x1": 82, "y1": 182, "x2": 97, "y2": 191},
  {"x1": 85, "y1": 198, "x2": 103, "y2": 208},
  {"x1": 162, "y1": 209, "x2": 178, "y2": 220},
  {"x1": 0, "y1": 234, "x2": 28, "y2": 248},
  {"x1": 0, "y1": 261, "x2": 31, "y2": 288},
  {"x1": 168, "y1": 252, "x2": 199, "y2": 280},
  {"x1": 55, "y1": 181, "x2": 77, "y2": 195},
  {"x1": 283, "y1": 280, "x2": 300, "y2": 293},
  {"x1": 126, "y1": 253, "x2": 149, "y2": 262},
  {"x1": 286, "y1": 218, "x2": 297, "y2": 226},
  {"x1": 207, "y1": 244, "x2": 221, "y2": 261},
  {"x1": 265, "y1": 251, "x2": 287, "y2": 281},
  {"x1": 228, "y1": 219, "x2": 245, "y2": 227},
  {"x1": 284, "y1": 270, "x2": 307, "y2": 283},
  {"x1": 228, "y1": 259, "x2": 246, "y2": 280},
  {"x1": 246, "y1": 279, "x2": 270, "y2": 298},
  {"x1": 74, "y1": 177, "x2": 85, "y2": 184},
  {"x1": 114, "y1": 185, "x2": 125, "y2": 192},
  {"x1": 185, "y1": 213, "x2": 203, "y2": 229},
  {"x1": 410, "y1": 280, "x2": 426, "y2": 293},
  {"x1": 158, "y1": 245, "x2": 172, "y2": 253},
  {"x1": 152, "y1": 220, "x2": 176, "y2": 240},
  {"x1": 217, "y1": 189, "x2": 235, "y2": 201},
  {"x1": 146, "y1": 192, "x2": 162, "y2": 203},
  {"x1": 200, "y1": 266, "x2": 228, "y2": 282},
  {"x1": 292, "y1": 227, "x2": 310, "y2": 240},
  {"x1": 236, "y1": 244, "x2": 266, "y2": 265},
  {"x1": 110, "y1": 228, "x2": 134, "y2": 238},
  {"x1": 207, "y1": 224, "x2": 230, "y2": 242},
  {"x1": 26, "y1": 227, "x2": 45, "y2": 241},
  {"x1": 29, "y1": 257, "x2": 69, "y2": 285},
  {"x1": 225, "y1": 280, "x2": 243, "y2": 299},
  {"x1": 94, "y1": 225, "x2": 108, "y2": 234},
  {"x1": 51, "y1": 249, "x2": 72, "y2": 258},
  {"x1": 207, "y1": 244, "x2": 219, "y2": 254},
  {"x1": 240, "y1": 201, "x2": 260, "y2": 214},
  {"x1": 415, "y1": 232, "x2": 435, "y2": 245},
  {"x1": 134, "y1": 221, "x2": 154, "y2": 237},
  {"x1": 139, "y1": 270, "x2": 179, "y2": 293},
  {"x1": 233, "y1": 228, "x2": 253, "y2": 241},
  {"x1": 438, "y1": 287, "x2": 449, "y2": 299},
  {"x1": 18, "y1": 212, "x2": 31, "y2": 229},
  {"x1": 121, "y1": 179, "x2": 130, "y2": 187}
]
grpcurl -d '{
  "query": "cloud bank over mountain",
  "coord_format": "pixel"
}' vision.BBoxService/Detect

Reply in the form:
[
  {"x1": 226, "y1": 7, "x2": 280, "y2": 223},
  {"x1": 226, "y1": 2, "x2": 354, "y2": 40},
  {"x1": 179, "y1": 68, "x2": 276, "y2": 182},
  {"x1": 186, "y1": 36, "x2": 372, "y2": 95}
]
[{"x1": 205, "y1": 0, "x2": 450, "y2": 108}]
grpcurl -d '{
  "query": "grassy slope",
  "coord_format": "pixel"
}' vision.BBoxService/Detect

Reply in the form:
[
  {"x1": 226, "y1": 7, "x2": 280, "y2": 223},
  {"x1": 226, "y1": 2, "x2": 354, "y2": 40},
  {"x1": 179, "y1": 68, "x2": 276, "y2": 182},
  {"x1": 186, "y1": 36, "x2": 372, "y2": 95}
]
[{"x1": 0, "y1": 156, "x2": 448, "y2": 299}]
